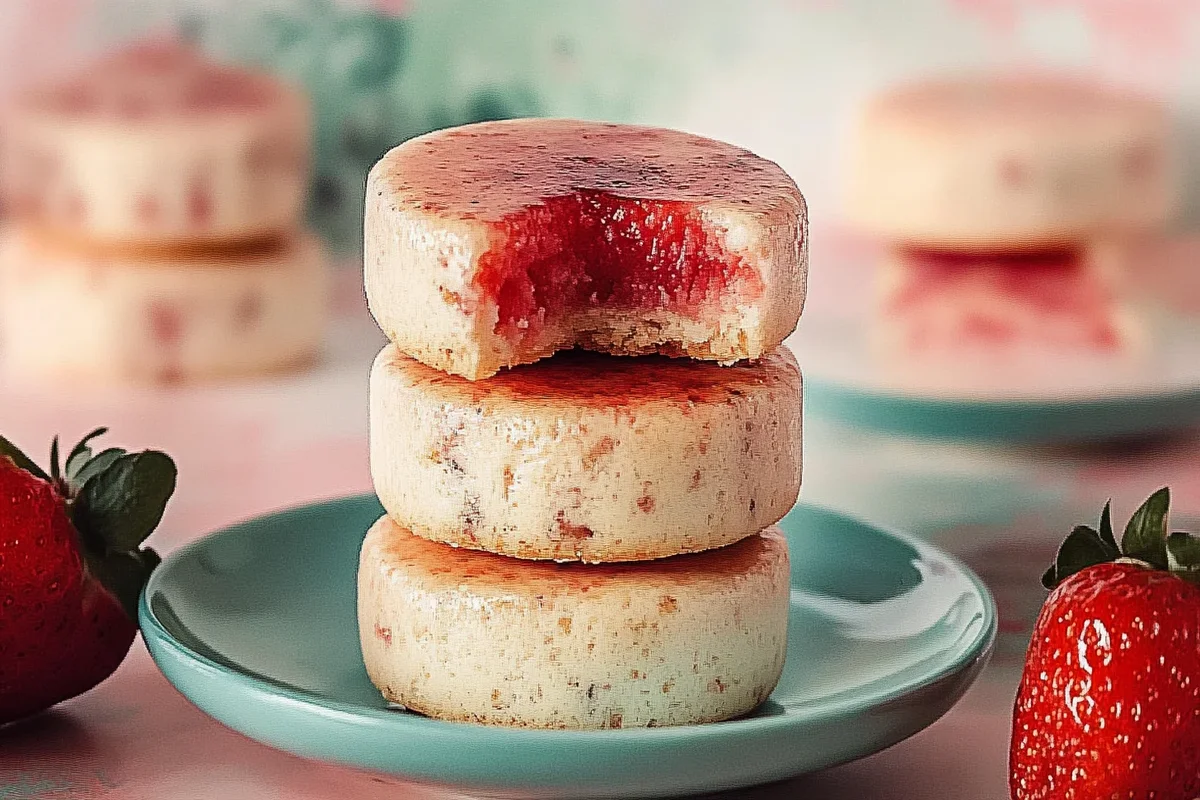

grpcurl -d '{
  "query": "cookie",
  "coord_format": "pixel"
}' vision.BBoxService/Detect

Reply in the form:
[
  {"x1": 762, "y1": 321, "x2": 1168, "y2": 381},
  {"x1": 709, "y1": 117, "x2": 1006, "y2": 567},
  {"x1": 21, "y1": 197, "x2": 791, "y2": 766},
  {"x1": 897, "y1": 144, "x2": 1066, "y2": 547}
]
[{"x1": 365, "y1": 118, "x2": 807, "y2": 379}]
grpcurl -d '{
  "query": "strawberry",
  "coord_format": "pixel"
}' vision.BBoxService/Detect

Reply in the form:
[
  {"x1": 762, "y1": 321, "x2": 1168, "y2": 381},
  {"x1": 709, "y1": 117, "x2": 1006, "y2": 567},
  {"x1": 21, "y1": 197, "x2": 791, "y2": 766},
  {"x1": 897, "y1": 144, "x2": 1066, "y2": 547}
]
[
  {"x1": 0, "y1": 428, "x2": 176, "y2": 725},
  {"x1": 1010, "y1": 487, "x2": 1200, "y2": 799}
]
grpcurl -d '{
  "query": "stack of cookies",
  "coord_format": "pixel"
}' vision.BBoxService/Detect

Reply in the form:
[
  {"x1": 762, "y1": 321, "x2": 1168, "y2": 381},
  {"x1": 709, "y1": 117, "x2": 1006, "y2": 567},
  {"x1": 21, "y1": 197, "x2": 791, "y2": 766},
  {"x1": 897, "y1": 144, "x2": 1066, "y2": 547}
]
[
  {"x1": 358, "y1": 119, "x2": 808, "y2": 729},
  {"x1": 0, "y1": 41, "x2": 327, "y2": 384},
  {"x1": 845, "y1": 74, "x2": 1178, "y2": 388}
]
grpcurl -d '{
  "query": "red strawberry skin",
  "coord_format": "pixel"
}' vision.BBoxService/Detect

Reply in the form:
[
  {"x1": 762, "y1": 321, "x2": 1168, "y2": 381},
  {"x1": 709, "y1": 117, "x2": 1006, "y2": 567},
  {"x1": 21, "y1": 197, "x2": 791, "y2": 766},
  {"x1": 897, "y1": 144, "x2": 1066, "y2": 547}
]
[
  {"x1": 1010, "y1": 562, "x2": 1200, "y2": 799},
  {"x1": 0, "y1": 459, "x2": 136, "y2": 725}
]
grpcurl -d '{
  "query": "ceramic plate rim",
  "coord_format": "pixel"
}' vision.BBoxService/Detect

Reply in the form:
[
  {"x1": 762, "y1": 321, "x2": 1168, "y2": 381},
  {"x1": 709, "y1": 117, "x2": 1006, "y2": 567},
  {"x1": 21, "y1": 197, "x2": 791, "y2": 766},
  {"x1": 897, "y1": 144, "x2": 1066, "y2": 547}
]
[
  {"x1": 140, "y1": 494, "x2": 998, "y2": 747},
  {"x1": 801, "y1": 370, "x2": 1200, "y2": 441},
  {"x1": 803, "y1": 369, "x2": 1200, "y2": 407}
]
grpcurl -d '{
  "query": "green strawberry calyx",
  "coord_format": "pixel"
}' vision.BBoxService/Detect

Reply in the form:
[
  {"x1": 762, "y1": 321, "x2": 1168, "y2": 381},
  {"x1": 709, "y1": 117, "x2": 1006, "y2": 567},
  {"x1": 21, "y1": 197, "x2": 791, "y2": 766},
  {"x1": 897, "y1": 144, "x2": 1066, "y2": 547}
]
[
  {"x1": 1043, "y1": 487, "x2": 1200, "y2": 590},
  {"x1": 0, "y1": 427, "x2": 177, "y2": 620}
]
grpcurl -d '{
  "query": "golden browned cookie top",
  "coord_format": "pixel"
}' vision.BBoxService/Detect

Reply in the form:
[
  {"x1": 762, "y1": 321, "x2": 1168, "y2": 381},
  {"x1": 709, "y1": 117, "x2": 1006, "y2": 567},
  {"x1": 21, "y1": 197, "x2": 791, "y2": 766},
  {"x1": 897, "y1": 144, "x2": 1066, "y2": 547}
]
[
  {"x1": 382, "y1": 344, "x2": 801, "y2": 408},
  {"x1": 370, "y1": 516, "x2": 788, "y2": 594},
  {"x1": 370, "y1": 118, "x2": 802, "y2": 221}
]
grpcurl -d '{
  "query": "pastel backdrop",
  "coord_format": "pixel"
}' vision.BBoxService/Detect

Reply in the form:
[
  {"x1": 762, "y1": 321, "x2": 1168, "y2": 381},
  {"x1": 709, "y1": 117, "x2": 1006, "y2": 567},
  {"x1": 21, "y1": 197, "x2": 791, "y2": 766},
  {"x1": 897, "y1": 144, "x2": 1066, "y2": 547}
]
[{"x1": 5, "y1": 0, "x2": 1200, "y2": 254}]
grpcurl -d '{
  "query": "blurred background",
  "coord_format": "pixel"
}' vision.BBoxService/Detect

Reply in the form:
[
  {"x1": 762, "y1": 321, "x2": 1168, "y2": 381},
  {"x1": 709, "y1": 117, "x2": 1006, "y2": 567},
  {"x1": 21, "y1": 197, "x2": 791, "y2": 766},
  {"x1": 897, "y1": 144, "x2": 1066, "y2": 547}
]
[
  {"x1": 4, "y1": 2, "x2": 1200, "y2": 797},
  {"x1": 7, "y1": 0, "x2": 1200, "y2": 250},
  {"x1": 4, "y1": 0, "x2": 1200, "y2": 683}
]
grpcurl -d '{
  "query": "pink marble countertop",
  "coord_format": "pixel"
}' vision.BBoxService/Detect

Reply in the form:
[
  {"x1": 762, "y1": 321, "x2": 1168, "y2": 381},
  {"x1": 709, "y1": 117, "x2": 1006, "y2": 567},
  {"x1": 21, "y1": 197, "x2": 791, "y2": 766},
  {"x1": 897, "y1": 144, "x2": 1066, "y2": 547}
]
[{"x1": 4, "y1": 271, "x2": 1200, "y2": 799}]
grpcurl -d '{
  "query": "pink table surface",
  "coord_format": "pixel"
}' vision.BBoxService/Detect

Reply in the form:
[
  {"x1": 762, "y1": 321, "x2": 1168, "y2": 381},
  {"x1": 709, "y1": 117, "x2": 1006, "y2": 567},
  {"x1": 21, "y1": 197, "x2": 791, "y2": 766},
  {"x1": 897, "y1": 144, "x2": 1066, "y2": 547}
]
[{"x1": 4, "y1": 269, "x2": 1200, "y2": 799}]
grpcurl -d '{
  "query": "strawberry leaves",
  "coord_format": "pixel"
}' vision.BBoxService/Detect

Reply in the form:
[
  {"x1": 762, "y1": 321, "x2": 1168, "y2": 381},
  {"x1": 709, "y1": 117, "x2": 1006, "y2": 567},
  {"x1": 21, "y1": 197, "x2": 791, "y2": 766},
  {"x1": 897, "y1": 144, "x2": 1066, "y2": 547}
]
[
  {"x1": 84, "y1": 547, "x2": 162, "y2": 620},
  {"x1": 1098, "y1": 500, "x2": 1118, "y2": 553},
  {"x1": 54, "y1": 428, "x2": 131, "y2": 496},
  {"x1": 1121, "y1": 487, "x2": 1171, "y2": 571},
  {"x1": 49, "y1": 437, "x2": 63, "y2": 486},
  {"x1": 71, "y1": 448, "x2": 127, "y2": 488},
  {"x1": 0, "y1": 434, "x2": 51, "y2": 483},
  {"x1": 63, "y1": 427, "x2": 110, "y2": 482},
  {"x1": 73, "y1": 451, "x2": 177, "y2": 552},
  {"x1": 1045, "y1": 487, "x2": 1200, "y2": 589},
  {"x1": 0, "y1": 429, "x2": 177, "y2": 621},
  {"x1": 1042, "y1": 524, "x2": 1119, "y2": 589},
  {"x1": 68, "y1": 436, "x2": 176, "y2": 622},
  {"x1": 1167, "y1": 532, "x2": 1200, "y2": 583}
]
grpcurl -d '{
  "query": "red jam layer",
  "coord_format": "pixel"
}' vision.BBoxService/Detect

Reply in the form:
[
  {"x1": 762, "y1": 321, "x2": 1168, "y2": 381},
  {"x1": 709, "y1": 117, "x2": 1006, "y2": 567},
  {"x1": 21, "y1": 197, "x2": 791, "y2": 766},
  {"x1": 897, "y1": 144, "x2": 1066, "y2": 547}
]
[
  {"x1": 886, "y1": 247, "x2": 1121, "y2": 350},
  {"x1": 475, "y1": 190, "x2": 759, "y2": 340},
  {"x1": 375, "y1": 120, "x2": 800, "y2": 341},
  {"x1": 889, "y1": 248, "x2": 1094, "y2": 312}
]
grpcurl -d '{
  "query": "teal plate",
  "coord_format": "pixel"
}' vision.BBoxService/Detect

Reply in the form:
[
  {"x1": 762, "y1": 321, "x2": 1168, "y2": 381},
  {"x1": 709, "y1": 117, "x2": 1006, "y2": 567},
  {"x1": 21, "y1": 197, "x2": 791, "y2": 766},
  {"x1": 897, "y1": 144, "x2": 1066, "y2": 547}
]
[
  {"x1": 804, "y1": 376, "x2": 1200, "y2": 443},
  {"x1": 140, "y1": 496, "x2": 997, "y2": 799},
  {"x1": 789, "y1": 285, "x2": 1200, "y2": 442}
]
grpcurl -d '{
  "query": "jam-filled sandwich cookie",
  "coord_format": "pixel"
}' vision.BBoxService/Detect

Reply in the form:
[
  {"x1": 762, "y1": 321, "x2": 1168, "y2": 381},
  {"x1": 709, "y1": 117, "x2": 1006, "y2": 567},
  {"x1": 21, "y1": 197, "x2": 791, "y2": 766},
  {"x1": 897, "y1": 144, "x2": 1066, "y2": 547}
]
[
  {"x1": 358, "y1": 515, "x2": 790, "y2": 729},
  {"x1": 365, "y1": 118, "x2": 808, "y2": 380},
  {"x1": 370, "y1": 343, "x2": 802, "y2": 562},
  {"x1": 0, "y1": 231, "x2": 328, "y2": 384},
  {"x1": 847, "y1": 74, "x2": 1177, "y2": 250},
  {"x1": 3, "y1": 41, "x2": 310, "y2": 247}
]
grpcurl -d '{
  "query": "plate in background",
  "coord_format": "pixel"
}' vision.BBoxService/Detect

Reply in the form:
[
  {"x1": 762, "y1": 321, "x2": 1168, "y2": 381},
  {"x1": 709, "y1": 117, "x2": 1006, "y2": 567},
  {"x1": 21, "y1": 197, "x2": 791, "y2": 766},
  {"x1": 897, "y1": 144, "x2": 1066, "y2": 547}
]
[
  {"x1": 140, "y1": 495, "x2": 995, "y2": 799},
  {"x1": 790, "y1": 243, "x2": 1200, "y2": 442},
  {"x1": 801, "y1": 369, "x2": 1200, "y2": 442}
]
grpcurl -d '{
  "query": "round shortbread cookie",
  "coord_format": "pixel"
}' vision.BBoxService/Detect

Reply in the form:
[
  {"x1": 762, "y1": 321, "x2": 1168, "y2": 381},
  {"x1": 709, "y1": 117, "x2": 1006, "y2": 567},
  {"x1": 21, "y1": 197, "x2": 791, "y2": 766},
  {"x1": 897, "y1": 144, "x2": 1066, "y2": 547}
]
[
  {"x1": 365, "y1": 118, "x2": 807, "y2": 380},
  {"x1": 2, "y1": 41, "x2": 310, "y2": 245},
  {"x1": 358, "y1": 515, "x2": 790, "y2": 729},
  {"x1": 370, "y1": 343, "x2": 802, "y2": 562},
  {"x1": 0, "y1": 231, "x2": 328, "y2": 384},
  {"x1": 846, "y1": 74, "x2": 1177, "y2": 249}
]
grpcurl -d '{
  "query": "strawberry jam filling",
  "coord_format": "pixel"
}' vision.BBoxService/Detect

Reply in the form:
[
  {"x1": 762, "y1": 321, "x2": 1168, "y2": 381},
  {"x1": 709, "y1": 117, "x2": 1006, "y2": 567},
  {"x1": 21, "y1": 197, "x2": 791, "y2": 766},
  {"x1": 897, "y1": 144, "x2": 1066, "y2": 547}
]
[
  {"x1": 886, "y1": 247, "x2": 1122, "y2": 350},
  {"x1": 474, "y1": 190, "x2": 759, "y2": 341}
]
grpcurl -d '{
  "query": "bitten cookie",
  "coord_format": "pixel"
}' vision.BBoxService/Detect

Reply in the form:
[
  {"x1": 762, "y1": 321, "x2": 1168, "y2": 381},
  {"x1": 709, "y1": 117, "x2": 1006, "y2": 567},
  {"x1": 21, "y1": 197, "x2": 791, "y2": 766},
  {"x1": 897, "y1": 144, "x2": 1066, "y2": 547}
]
[
  {"x1": 358, "y1": 515, "x2": 790, "y2": 729},
  {"x1": 0, "y1": 231, "x2": 328, "y2": 384},
  {"x1": 370, "y1": 343, "x2": 803, "y2": 562},
  {"x1": 2, "y1": 41, "x2": 310, "y2": 246},
  {"x1": 365, "y1": 118, "x2": 807, "y2": 380},
  {"x1": 846, "y1": 74, "x2": 1177, "y2": 249}
]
